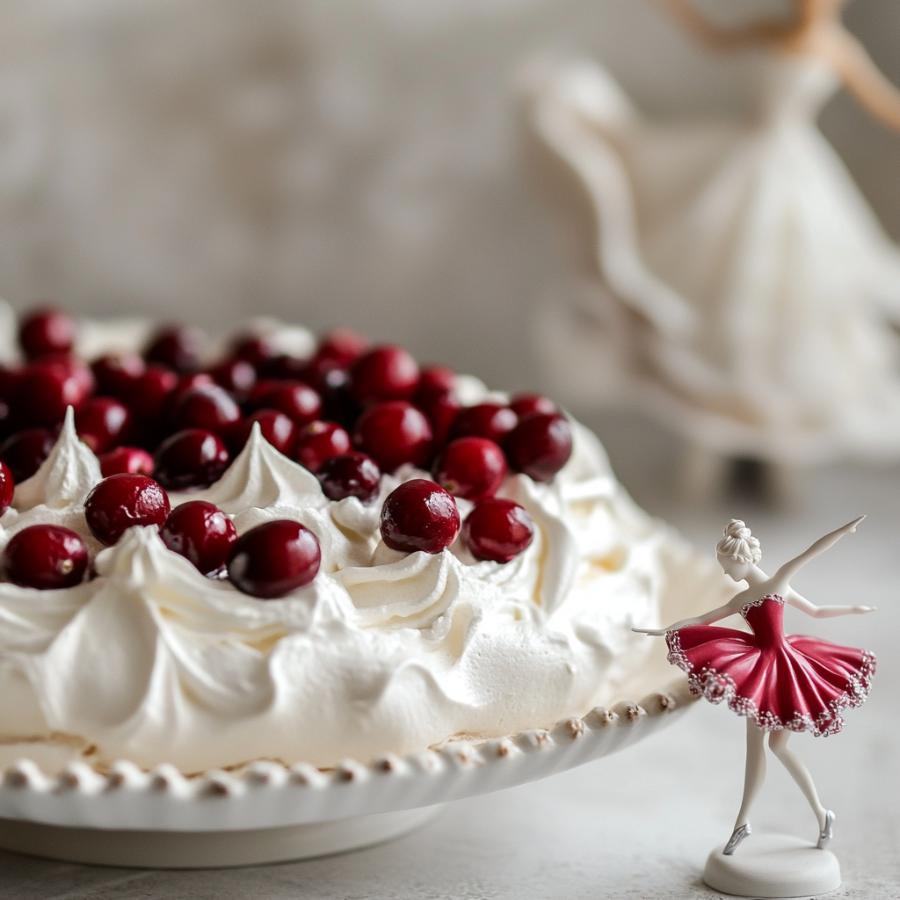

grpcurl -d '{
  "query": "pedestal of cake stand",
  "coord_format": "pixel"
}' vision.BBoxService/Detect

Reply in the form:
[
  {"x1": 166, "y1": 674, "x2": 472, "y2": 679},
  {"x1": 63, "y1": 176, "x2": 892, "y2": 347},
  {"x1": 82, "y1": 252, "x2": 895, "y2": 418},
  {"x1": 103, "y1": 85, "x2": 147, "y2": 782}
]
[
  {"x1": 703, "y1": 833, "x2": 841, "y2": 898},
  {"x1": 0, "y1": 806, "x2": 441, "y2": 868}
]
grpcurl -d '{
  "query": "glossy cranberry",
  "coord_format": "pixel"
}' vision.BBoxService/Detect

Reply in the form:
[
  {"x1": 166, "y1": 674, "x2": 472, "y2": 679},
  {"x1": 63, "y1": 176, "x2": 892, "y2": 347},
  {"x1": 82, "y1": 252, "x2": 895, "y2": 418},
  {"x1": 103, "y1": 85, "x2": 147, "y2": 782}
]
[
  {"x1": 318, "y1": 370, "x2": 361, "y2": 427},
  {"x1": 380, "y1": 479, "x2": 460, "y2": 554},
  {"x1": 350, "y1": 345, "x2": 419, "y2": 405},
  {"x1": 124, "y1": 365, "x2": 178, "y2": 424},
  {"x1": 462, "y1": 499, "x2": 535, "y2": 563},
  {"x1": 170, "y1": 384, "x2": 241, "y2": 436},
  {"x1": 227, "y1": 520, "x2": 321, "y2": 598},
  {"x1": 301, "y1": 353, "x2": 347, "y2": 393},
  {"x1": 416, "y1": 366, "x2": 456, "y2": 398},
  {"x1": 161, "y1": 501, "x2": 238, "y2": 576},
  {"x1": 417, "y1": 390, "x2": 462, "y2": 448},
  {"x1": 208, "y1": 358, "x2": 257, "y2": 401},
  {"x1": 250, "y1": 381, "x2": 322, "y2": 426},
  {"x1": 144, "y1": 325, "x2": 204, "y2": 373},
  {"x1": 91, "y1": 353, "x2": 146, "y2": 398},
  {"x1": 75, "y1": 397, "x2": 133, "y2": 453},
  {"x1": 433, "y1": 437, "x2": 507, "y2": 500},
  {"x1": 154, "y1": 429, "x2": 230, "y2": 490},
  {"x1": 170, "y1": 372, "x2": 216, "y2": 409},
  {"x1": 317, "y1": 452, "x2": 381, "y2": 502},
  {"x1": 99, "y1": 446, "x2": 155, "y2": 478},
  {"x1": 505, "y1": 413, "x2": 573, "y2": 482},
  {"x1": 18, "y1": 308, "x2": 76, "y2": 359},
  {"x1": 315, "y1": 329, "x2": 369, "y2": 367},
  {"x1": 354, "y1": 401, "x2": 433, "y2": 473},
  {"x1": 18, "y1": 361, "x2": 90, "y2": 427},
  {"x1": 84, "y1": 474, "x2": 171, "y2": 545},
  {"x1": 509, "y1": 393, "x2": 559, "y2": 419},
  {"x1": 2, "y1": 524, "x2": 88, "y2": 589},
  {"x1": 230, "y1": 410, "x2": 297, "y2": 455},
  {"x1": 0, "y1": 428, "x2": 54, "y2": 482},
  {"x1": 451, "y1": 402, "x2": 517, "y2": 444},
  {"x1": 294, "y1": 421, "x2": 351, "y2": 472},
  {"x1": 0, "y1": 461, "x2": 13, "y2": 515},
  {"x1": 229, "y1": 333, "x2": 277, "y2": 369}
]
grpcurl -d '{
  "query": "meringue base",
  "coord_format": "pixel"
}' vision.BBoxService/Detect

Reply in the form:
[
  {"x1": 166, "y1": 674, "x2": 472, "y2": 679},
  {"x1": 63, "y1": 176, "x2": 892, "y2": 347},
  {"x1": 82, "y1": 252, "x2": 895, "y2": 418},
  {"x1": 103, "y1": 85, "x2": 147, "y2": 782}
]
[{"x1": 0, "y1": 806, "x2": 441, "y2": 868}]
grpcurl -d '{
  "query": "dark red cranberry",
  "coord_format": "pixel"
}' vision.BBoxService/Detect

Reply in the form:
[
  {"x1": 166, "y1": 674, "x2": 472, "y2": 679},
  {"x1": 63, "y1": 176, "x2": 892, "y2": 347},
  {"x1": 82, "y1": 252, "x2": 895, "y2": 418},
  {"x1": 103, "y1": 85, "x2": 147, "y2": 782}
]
[
  {"x1": 380, "y1": 479, "x2": 460, "y2": 554},
  {"x1": 263, "y1": 354, "x2": 309, "y2": 381},
  {"x1": 154, "y1": 429, "x2": 230, "y2": 490},
  {"x1": 509, "y1": 393, "x2": 559, "y2": 418},
  {"x1": 91, "y1": 353, "x2": 146, "y2": 398},
  {"x1": 144, "y1": 325, "x2": 204, "y2": 373},
  {"x1": 505, "y1": 413, "x2": 573, "y2": 482},
  {"x1": 354, "y1": 401, "x2": 432, "y2": 472},
  {"x1": 229, "y1": 333, "x2": 277, "y2": 369},
  {"x1": 227, "y1": 520, "x2": 321, "y2": 598},
  {"x1": 208, "y1": 358, "x2": 257, "y2": 401},
  {"x1": 2, "y1": 524, "x2": 89, "y2": 589},
  {"x1": 124, "y1": 365, "x2": 178, "y2": 425},
  {"x1": 18, "y1": 308, "x2": 76, "y2": 359},
  {"x1": 250, "y1": 381, "x2": 322, "y2": 426},
  {"x1": 0, "y1": 460, "x2": 13, "y2": 515},
  {"x1": 84, "y1": 474, "x2": 171, "y2": 545},
  {"x1": 350, "y1": 345, "x2": 419, "y2": 405},
  {"x1": 18, "y1": 361, "x2": 90, "y2": 426},
  {"x1": 416, "y1": 366, "x2": 456, "y2": 398},
  {"x1": 433, "y1": 437, "x2": 507, "y2": 500},
  {"x1": 161, "y1": 501, "x2": 238, "y2": 576},
  {"x1": 75, "y1": 397, "x2": 133, "y2": 453},
  {"x1": 0, "y1": 401, "x2": 12, "y2": 443},
  {"x1": 462, "y1": 499, "x2": 535, "y2": 563},
  {"x1": 301, "y1": 354, "x2": 347, "y2": 393},
  {"x1": 451, "y1": 402, "x2": 517, "y2": 444},
  {"x1": 170, "y1": 384, "x2": 241, "y2": 436},
  {"x1": 294, "y1": 421, "x2": 351, "y2": 472},
  {"x1": 317, "y1": 452, "x2": 381, "y2": 502},
  {"x1": 0, "y1": 428, "x2": 54, "y2": 482},
  {"x1": 99, "y1": 446, "x2": 155, "y2": 478},
  {"x1": 230, "y1": 410, "x2": 297, "y2": 455},
  {"x1": 316, "y1": 328, "x2": 369, "y2": 366},
  {"x1": 417, "y1": 390, "x2": 462, "y2": 448}
]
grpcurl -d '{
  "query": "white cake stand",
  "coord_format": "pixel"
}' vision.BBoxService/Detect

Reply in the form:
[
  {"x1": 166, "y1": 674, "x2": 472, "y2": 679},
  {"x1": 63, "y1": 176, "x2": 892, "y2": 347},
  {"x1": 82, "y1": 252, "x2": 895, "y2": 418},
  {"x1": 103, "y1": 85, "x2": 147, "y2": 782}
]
[{"x1": 0, "y1": 681, "x2": 694, "y2": 868}]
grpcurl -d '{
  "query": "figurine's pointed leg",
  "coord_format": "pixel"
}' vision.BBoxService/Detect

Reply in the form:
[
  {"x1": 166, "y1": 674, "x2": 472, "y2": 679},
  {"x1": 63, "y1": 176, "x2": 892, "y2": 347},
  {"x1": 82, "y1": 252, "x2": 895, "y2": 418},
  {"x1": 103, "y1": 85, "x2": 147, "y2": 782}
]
[
  {"x1": 725, "y1": 720, "x2": 766, "y2": 853},
  {"x1": 768, "y1": 730, "x2": 829, "y2": 842}
]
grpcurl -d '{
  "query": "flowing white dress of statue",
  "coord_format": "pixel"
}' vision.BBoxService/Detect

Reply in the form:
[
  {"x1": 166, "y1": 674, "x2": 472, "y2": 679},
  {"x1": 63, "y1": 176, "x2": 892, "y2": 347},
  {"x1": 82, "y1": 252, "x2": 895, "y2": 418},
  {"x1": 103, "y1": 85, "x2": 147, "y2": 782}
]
[{"x1": 530, "y1": 45, "x2": 900, "y2": 467}]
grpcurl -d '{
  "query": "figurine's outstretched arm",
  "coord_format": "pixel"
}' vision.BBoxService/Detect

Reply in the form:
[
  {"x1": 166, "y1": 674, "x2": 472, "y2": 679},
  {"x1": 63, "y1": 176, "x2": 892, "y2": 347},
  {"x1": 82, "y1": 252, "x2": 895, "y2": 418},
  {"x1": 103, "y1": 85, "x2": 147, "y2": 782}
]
[
  {"x1": 826, "y1": 30, "x2": 900, "y2": 132},
  {"x1": 772, "y1": 516, "x2": 865, "y2": 585},
  {"x1": 632, "y1": 600, "x2": 737, "y2": 636},
  {"x1": 785, "y1": 588, "x2": 876, "y2": 618},
  {"x1": 657, "y1": 0, "x2": 798, "y2": 51}
]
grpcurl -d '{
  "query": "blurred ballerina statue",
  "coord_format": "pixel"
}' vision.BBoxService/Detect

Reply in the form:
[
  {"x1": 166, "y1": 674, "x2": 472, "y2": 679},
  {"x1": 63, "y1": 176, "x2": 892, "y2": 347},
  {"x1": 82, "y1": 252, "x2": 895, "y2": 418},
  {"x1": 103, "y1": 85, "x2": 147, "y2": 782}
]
[
  {"x1": 635, "y1": 517, "x2": 875, "y2": 861},
  {"x1": 530, "y1": 0, "x2": 900, "y2": 490}
]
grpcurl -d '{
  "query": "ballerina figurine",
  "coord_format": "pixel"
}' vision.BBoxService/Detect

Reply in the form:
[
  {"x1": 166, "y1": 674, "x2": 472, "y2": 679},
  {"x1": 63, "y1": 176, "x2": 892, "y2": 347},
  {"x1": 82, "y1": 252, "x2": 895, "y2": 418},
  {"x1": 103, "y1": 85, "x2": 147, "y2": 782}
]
[
  {"x1": 530, "y1": 0, "x2": 900, "y2": 474},
  {"x1": 634, "y1": 517, "x2": 876, "y2": 855}
]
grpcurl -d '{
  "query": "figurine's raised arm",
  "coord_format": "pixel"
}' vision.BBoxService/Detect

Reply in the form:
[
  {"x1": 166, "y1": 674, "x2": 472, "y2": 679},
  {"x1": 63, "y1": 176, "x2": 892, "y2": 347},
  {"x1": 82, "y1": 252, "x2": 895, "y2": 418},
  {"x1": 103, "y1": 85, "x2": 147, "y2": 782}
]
[
  {"x1": 825, "y1": 30, "x2": 900, "y2": 133},
  {"x1": 772, "y1": 516, "x2": 865, "y2": 587},
  {"x1": 658, "y1": 0, "x2": 799, "y2": 51}
]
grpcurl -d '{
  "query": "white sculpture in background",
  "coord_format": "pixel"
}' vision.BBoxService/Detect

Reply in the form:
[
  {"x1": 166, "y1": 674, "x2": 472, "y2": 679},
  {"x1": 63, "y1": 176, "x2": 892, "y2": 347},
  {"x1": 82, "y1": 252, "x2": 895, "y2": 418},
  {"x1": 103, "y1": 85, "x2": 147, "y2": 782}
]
[{"x1": 530, "y1": 0, "x2": 900, "y2": 482}]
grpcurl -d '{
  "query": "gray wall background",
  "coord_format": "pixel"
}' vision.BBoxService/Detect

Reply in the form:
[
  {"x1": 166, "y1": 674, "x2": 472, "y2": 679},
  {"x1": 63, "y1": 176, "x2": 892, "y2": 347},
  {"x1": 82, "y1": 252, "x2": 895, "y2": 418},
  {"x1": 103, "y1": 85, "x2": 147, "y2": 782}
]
[{"x1": 0, "y1": 0, "x2": 897, "y2": 396}]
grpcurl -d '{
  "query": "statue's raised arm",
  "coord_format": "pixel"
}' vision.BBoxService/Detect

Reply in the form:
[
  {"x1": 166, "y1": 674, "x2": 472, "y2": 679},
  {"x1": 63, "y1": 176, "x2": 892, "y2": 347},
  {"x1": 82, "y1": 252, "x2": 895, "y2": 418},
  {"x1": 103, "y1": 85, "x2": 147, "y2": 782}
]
[{"x1": 773, "y1": 516, "x2": 865, "y2": 587}]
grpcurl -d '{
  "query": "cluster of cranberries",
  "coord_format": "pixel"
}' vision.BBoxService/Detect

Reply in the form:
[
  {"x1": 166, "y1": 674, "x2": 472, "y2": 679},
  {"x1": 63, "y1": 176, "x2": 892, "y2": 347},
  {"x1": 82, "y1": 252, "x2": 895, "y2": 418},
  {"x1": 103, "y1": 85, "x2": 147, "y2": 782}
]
[{"x1": 0, "y1": 307, "x2": 574, "y2": 595}]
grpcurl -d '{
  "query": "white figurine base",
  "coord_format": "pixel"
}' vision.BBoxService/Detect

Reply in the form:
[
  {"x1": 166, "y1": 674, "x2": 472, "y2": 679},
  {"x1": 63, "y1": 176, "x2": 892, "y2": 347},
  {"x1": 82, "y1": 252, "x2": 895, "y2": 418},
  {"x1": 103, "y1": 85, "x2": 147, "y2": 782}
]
[{"x1": 703, "y1": 833, "x2": 841, "y2": 898}]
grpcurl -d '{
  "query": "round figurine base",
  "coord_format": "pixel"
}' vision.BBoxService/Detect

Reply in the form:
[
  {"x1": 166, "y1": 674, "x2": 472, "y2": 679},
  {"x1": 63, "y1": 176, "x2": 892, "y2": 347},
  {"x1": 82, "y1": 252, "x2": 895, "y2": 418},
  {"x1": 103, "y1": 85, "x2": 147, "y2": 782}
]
[
  {"x1": 0, "y1": 806, "x2": 441, "y2": 869},
  {"x1": 703, "y1": 833, "x2": 841, "y2": 898}
]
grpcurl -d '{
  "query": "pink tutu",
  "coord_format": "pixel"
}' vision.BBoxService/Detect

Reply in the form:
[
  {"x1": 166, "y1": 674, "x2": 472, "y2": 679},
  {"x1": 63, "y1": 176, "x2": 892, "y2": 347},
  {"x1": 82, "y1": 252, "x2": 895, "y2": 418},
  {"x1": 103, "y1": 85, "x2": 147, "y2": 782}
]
[{"x1": 666, "y1": 594, "x2": 875, "y2": 736}]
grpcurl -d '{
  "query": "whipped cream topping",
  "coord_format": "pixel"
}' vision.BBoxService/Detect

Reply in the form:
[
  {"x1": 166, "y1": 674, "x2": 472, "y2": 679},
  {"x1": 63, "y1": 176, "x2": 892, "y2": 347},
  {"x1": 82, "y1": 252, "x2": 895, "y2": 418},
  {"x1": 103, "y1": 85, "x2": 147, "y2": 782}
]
[{"x1": 0, "y1": 309, "x2": 728, "y2": 770}]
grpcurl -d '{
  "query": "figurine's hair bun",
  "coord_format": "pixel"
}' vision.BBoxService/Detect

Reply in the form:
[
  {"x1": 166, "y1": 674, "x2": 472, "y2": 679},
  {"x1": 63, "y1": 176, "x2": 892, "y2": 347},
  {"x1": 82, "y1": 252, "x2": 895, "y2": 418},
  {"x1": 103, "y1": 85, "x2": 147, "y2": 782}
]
[{"x1": 716, "y1": 519, "x2": 762, "y2": 564}]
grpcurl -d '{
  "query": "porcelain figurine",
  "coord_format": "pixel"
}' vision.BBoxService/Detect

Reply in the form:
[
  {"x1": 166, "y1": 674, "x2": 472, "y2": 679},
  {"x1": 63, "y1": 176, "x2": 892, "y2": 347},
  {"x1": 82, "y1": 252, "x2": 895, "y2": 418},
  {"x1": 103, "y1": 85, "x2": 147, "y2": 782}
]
[
  {"x1": 530, "y1": 0, "x2": 900, "y2": 490},
  {"x1": 635, "y1": 517, "x2": 876, "y2": 896}
]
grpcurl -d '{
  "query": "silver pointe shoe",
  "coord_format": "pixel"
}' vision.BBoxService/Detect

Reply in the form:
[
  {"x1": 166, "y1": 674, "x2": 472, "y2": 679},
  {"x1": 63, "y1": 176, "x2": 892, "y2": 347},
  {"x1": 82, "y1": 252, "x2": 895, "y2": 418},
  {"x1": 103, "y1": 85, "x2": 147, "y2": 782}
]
[
  {"x1": 816, "y1": 810, "x2": 835, "y2": 849},
  {"x1": 723, "y1": 823, "x2": 752, "y2": 855}
]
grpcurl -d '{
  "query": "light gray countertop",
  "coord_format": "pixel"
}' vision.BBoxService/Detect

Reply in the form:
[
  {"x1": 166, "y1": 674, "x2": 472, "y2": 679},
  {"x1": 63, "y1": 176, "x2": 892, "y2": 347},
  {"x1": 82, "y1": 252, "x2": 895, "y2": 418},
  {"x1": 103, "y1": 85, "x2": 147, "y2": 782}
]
[{"x1": 1, "y1": 428, "x2": 898, "y2": 899}]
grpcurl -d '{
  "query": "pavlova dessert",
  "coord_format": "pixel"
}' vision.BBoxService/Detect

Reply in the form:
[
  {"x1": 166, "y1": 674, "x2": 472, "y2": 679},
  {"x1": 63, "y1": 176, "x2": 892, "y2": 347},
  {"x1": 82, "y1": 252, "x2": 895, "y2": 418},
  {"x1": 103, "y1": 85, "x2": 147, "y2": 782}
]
[{"x1": 0, "y1": 302, "x2": 724, "y2": 773}]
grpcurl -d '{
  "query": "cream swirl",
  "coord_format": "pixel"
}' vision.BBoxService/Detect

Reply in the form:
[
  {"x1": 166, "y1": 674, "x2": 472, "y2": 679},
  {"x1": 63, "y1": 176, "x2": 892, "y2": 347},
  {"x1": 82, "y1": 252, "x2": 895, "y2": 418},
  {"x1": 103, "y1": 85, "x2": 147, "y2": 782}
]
[{"x1": 0, "y1": 318, "x2": 729, "y2": 770}]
